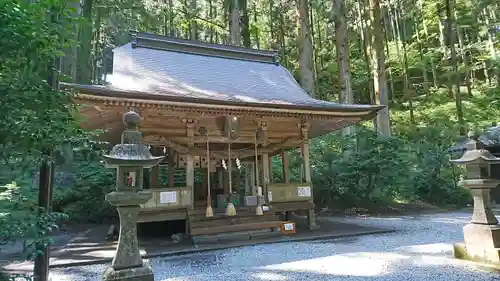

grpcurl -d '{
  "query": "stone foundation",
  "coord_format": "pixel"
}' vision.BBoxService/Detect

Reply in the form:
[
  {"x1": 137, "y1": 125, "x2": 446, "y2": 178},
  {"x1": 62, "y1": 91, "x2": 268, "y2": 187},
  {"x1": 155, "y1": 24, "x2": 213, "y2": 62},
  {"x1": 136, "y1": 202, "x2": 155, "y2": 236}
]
[
  {"x1": 453, "y1": 243, "x2": 500, "y2": 266},
  {"x1": 102, "y1": 263, "x2": 154, "y2": 281},
  {"x1": 454, "y1": 224, "x2": 500, "y2": 267}
]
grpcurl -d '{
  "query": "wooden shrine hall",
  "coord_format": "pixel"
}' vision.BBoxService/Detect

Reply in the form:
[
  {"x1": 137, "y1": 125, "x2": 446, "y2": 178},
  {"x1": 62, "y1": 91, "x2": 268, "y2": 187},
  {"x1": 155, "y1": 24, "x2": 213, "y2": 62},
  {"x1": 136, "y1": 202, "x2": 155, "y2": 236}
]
[{"x1": 66, "y1": 31, "x2": 383, "y2": 243}]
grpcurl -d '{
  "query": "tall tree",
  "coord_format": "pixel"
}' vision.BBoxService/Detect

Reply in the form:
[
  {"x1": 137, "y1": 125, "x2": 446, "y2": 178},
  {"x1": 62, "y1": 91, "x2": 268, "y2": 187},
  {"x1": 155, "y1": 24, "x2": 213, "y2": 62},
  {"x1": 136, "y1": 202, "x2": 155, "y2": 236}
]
[
  {"x1": 230, "y1": 0, "x2": 241, "y2": 45},
  {"x1": 445, "y1": 0, "x2": 465, "y2": 135},
  {"x1": 369, "y1": 0, "x2": 391, "y2": 136},
  {"x1": 333, "y1": 0, "x2": 354, "y2": 136},
  {"x1": 76, "y1": 0, "x2": 93, "y2": 84},
  {"x1": 297, "y1": 0, "x2": 315, "y2": 96},
  {"x1": 241, "y1": 0, "x2": 251, "y2": 47}
]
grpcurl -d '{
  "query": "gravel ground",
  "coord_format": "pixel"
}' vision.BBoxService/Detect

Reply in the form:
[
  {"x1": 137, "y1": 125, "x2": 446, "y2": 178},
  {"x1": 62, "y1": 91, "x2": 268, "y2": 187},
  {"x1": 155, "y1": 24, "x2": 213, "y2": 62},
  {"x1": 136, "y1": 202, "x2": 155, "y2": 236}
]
[{"x1": 50, "y1": 211, "x2": 500, "y2": 281}]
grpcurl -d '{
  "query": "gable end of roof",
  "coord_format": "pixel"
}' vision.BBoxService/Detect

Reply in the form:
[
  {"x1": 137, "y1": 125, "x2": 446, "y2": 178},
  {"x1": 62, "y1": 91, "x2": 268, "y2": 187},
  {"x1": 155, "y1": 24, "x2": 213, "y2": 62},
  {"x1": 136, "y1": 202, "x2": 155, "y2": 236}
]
[{"x1": 129, "y1": 30, "x2": 280, "y2": 64}]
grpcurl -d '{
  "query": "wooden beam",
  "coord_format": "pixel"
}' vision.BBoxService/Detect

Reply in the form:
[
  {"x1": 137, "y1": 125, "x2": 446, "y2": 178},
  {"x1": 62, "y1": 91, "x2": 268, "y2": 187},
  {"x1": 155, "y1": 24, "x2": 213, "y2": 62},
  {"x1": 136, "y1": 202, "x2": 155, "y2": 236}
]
[
  {"x1": 141, "y1": 128, "x2": 300, "y2": 139},
  {"x1": 149, "y1": 136, "x2": 302, "y2": 160}
]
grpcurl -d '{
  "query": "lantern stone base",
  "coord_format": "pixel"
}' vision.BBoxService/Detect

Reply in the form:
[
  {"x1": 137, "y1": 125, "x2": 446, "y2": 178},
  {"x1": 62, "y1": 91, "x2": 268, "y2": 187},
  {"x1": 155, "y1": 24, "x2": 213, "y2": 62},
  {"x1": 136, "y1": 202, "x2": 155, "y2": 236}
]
[
  {"x1": 453, "y1": 224, "x2": 500, "y2": 267},
  {"x1": 102, "y1": 263, "x2": 154, "y2": 281}
]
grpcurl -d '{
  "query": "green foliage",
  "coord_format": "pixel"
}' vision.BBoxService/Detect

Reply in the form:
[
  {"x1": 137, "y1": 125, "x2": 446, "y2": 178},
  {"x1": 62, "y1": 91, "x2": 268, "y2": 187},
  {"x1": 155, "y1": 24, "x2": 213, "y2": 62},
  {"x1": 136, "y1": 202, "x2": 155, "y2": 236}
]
[
  {"x1": 295, "y1": 125, "x2": 473, "y2": 210},
  {"x1": 53, "y1": 160, "x2": 117, "y2": 223},
  {"x1": 0, "y1": 0, "x2": 90, "y2": 264},
  {"x1": 310, "y1": 129, "x2": 412, "y2": 207},
  {"x1": 0, "y1": 0, "x2": 82, "y2": 163},
  {"x1": 0, "y1": 182, "x2": 68, "y2": 259}
]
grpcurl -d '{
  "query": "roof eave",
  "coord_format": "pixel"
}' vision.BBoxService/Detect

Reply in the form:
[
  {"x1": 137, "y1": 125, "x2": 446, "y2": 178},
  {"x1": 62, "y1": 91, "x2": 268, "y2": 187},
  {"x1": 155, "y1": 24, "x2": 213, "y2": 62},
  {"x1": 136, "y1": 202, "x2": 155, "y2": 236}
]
[{"x1": 63, "y1": 83, "x2": 384, "y2": 118}]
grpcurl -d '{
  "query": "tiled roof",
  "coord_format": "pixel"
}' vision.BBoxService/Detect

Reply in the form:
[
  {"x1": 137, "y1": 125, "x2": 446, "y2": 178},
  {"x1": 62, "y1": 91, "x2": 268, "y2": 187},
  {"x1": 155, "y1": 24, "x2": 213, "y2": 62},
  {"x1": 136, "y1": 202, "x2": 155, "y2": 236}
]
[{"x1": 92, "y1": 32, "x2": 382, "y2": 112}]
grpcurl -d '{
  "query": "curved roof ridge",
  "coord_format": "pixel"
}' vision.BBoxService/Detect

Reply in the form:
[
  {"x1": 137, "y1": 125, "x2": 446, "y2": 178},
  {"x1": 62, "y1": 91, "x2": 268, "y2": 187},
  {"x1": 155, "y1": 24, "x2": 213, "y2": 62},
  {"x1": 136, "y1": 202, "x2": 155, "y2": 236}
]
[{"x1": 130, "y1": 31, "x2": 279, "y2": 64}]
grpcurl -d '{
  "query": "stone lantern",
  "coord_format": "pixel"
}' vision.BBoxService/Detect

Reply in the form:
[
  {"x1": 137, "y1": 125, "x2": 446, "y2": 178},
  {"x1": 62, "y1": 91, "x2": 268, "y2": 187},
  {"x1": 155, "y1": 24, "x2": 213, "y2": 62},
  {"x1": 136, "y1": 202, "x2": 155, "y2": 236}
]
[
  {"x1": 102, "y1": 111, "x2": 164, "y2": 281},
  {"x1": 451, "y1": 137, "x2": 500, "y2": 266}
]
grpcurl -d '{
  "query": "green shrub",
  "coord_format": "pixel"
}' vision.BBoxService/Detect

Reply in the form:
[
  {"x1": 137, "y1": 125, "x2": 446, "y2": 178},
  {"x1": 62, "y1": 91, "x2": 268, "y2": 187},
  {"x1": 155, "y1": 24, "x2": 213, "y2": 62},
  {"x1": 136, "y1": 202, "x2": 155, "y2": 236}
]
[{"x1": 53, "y1": 161, "x2": 117, "y2": 223}]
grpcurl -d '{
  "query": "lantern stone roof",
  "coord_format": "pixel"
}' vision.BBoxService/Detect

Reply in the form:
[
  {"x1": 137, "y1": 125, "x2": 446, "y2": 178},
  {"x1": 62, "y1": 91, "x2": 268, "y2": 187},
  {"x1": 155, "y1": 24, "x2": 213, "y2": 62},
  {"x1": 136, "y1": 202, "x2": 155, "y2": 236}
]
[
  {"x1": 65, "y1": 31, "x2": 383, "y2": 117},
  {"x1": 451, "y1": 149, "x2": 500, "y2": 164},
  {"x1": 448, "y1": 126, "x2": 500, "y2": 155}
]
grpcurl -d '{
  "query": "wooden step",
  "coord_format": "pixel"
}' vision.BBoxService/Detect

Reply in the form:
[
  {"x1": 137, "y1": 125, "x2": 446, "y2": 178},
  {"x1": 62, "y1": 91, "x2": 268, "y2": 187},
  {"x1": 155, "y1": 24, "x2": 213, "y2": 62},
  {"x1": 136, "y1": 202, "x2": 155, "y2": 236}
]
[
  {"x1": 192, "y1": 228, "x2": 282, "y2": 245},
  {"x1": 190, "y1": 220, "x2": 282, "y2": 236},
  {"x1": 189, "y1": 214, "x2": 279, "y2": 229}
]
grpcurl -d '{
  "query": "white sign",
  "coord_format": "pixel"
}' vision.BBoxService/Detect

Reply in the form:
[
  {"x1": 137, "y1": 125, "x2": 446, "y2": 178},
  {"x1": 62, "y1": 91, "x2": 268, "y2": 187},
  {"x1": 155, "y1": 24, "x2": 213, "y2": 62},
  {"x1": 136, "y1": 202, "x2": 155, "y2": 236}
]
[
  {"x1": 262, "y1": 205, "x2": 270, "y2": 212},
  {"x1": 160, "y1": 191, "x2": 177, "y2": 204},
  {"x1": 297, "y1": 186, "x2": 311, "y2": 197},
  {"x1": 283, "y1": 223, "x2": 294, "y2": 231},
  {"x1": 268, "y1": 191, "x2": 273, "y2": 202}
]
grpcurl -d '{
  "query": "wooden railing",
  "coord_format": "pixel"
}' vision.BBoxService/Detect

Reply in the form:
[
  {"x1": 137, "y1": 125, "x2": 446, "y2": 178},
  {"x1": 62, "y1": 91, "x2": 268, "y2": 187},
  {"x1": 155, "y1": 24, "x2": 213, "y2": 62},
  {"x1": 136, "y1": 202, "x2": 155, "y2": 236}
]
[
  {"x1": 141, "y1": 187, "x2": 192, "y2": 210},
  {"x1": 266, "y1": 183, "x2": 313, "y2": 203}
]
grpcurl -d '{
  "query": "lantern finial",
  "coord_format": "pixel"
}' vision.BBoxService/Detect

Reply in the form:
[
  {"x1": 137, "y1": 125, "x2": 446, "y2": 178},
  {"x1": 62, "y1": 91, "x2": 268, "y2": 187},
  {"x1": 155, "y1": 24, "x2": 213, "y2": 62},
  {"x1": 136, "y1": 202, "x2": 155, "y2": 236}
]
[{"x1": 124, "y1": 110, "x2": 140, "y2": 129}]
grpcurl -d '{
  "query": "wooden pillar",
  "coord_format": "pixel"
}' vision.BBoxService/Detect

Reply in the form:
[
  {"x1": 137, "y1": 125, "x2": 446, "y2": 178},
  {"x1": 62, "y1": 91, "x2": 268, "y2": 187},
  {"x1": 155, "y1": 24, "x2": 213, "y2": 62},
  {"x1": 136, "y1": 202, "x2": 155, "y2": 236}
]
[
  {"x1": 299, "y1": 121, "x2": 318, "y2": 230},
  {"x1": 150, "y1": 147, "x2": 159, "y2": 189},
  {"x1": 168, "y1": 148, "x2": 175, "y2": 188},
  {"x1": 250, "y1": 160, "x2": 256, "y2": 195},
  {"x1": 183, "y1": 118, "x2": 197, "y2": 208},
  {"x1": 268, "y1": 157, "x2": 273, "y2": 183},
  {"x1": 244, "y1": 163, "x2": 251, "y2": 195},
  {"x1": 202, "y1": 168, "x2": 209, "y2": 201},
  {"x1": 186, "y1": 154, "x2": 194, "y2": 207},
  {"x1": 302, "y1": 142, "x2": 311, "y2": 184},
  {"x1": 262, "y1": 153, "x2": 270, "y2": 200},
  {"x1": 281, "y1": 150, "x2": 290, "y2": 184},
  {"x1": 256, "y1": 119, "x2": 269, "y2": 202},
  {"x1": 150, "y1": 165, "x2": 158, "y2": 189}
]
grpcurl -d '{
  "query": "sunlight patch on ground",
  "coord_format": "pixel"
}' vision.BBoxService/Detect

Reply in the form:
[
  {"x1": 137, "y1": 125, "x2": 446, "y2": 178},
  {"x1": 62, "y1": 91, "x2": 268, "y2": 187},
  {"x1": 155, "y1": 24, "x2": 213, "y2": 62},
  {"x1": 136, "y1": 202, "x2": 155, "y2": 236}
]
[
  {"x1": 49, "y1": 271, "x2": 73, "y2": 281},
  {"x1": 259, "y1": 252, "x2": 408, "y2": 277},
  {"x1": 396, "y1": 243, "x2": 453, "y2": 255},
  {"x1": 413, "y1": 255, "x2": 458, "y2": 266},
  {"x1": 251, "y1": 272, "x2": 289, "y2": 281},
  {"x1": 427, "y1": 217, "x2": 470, "y2": 224}
]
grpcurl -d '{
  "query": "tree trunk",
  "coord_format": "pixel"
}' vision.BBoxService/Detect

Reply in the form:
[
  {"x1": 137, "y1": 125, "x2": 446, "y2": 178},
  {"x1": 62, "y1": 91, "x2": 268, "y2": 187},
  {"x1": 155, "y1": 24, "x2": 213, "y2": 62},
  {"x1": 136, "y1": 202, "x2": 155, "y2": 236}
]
[
  {"x1": 92, "y1": 7, "x2": 102, "y2": 83},
  {"x1": 369, "y1": 0, "x2": 391, "y2": 136},
  {"x1": 241, "y1": 0, "x2": 251, "y2": 48},
  {"x1": 446, "y1": 0, "x2": 465, "y2": 135},
  {"x1": 168, "y1": 0, "x2": 175, "y2": 36},
  {"x1": 76, "y1": 0, "x2": 93, "y2": 84},
  {"x1": 190, "y1": 0, "x2": 198, "y2": 40},
  {"x1": 61, "y1": 0, "x2": 80, "y2": 82},
  {"x1": 230, "y1": 0, "x2": 241, "y2": 46},
  {"x1": 252, "y1": 1, "x2": 260, "y2": 48},
  {"x1": 297, "y1": 0, "x2": 315, "y2": 96},
  {"x1": 334, "y1": 0, "x2": 354, "y2": 136},
  {"x1": 208, "y1": 0, "x2": 214, "y2": 42},
  {"x1": 398, "y1": 1, "x2": 414, "y2": 124},
  {"x1": 456, "y1": 23, "x2": 473, "y2": 97},
  {"x1": 422, "y1": 15, "x2": 438, "y2": 88}
]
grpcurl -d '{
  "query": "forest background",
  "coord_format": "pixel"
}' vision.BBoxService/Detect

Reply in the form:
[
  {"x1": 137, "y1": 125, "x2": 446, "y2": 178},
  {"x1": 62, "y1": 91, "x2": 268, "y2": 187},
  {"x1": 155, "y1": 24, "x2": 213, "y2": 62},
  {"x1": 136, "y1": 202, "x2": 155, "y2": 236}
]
[{"x1": 1, "y1": 0, "x2": 500, "y2": 269}]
